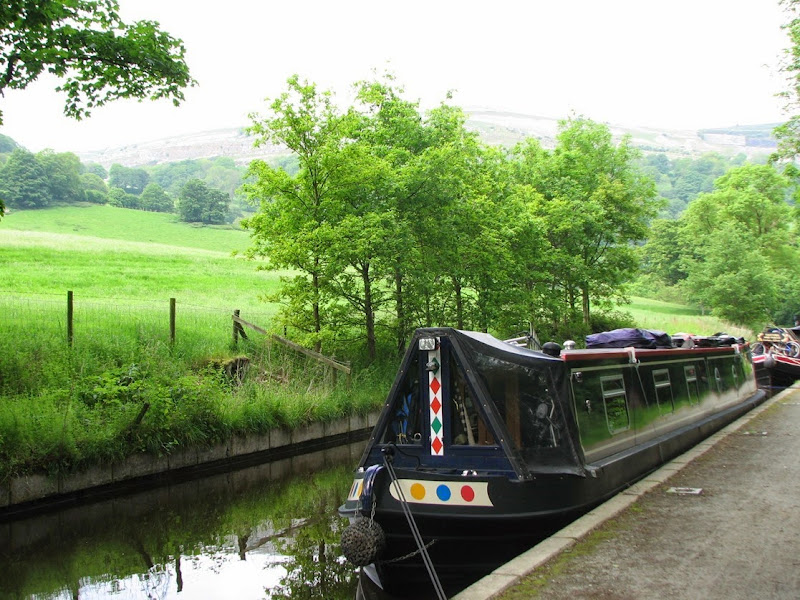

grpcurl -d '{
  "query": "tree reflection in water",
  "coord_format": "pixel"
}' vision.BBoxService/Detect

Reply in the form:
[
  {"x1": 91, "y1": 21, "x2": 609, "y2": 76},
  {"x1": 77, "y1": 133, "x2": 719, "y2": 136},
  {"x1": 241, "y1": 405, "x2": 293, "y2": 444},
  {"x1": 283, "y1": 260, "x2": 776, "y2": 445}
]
[
  {"x1": 0, "y1": 445, "x2": 365, "y2": 600},
  {"x1": 268, "y1": 519, "x2": 356, "y2": 600}
]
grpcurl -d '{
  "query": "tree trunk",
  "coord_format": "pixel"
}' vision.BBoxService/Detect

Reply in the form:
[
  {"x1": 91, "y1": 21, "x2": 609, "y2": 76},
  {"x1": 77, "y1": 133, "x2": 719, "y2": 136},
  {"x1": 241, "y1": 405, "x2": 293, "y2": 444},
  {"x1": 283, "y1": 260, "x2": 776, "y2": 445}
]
[
  {"x1": 582, "y1": 286, "x2": 590, "y2": 325},
  {"x1": 362, "y1": 263, "x2": 376, "y2": 361},
  {"x1": 453, "y1": 277, "x2": 464, "y2": 329},
  {"x1": 395, "y1": 268, "x2": 406, "y2": 354},
  {"x1": 312, "y1": 262, "x2": 321, "y2": 352}
]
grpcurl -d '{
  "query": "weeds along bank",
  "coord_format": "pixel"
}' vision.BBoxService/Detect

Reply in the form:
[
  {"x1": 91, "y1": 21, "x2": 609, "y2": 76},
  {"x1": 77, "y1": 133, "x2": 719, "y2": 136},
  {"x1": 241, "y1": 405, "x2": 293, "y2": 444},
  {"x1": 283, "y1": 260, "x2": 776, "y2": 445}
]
[
  {"x1": 0, "y1": 294, "x2": 390, "y2": 483},
  {"x1": 0, "y1": 291, "x2": 753, "y2": 484}
]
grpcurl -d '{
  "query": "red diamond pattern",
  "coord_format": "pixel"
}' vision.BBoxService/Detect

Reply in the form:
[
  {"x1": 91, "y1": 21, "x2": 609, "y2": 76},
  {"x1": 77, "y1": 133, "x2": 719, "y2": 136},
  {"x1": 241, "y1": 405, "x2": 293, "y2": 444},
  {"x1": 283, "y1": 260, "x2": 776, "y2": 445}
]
[
  {"x1": 431, "y1": 437, "x2": 443, "y2": 454},
  {"x1": 429, "y1": 376, "x2": 441, "y2": 395},
  {"x1": 430, "y1": 397, "x2": 441, "y2": 414}
]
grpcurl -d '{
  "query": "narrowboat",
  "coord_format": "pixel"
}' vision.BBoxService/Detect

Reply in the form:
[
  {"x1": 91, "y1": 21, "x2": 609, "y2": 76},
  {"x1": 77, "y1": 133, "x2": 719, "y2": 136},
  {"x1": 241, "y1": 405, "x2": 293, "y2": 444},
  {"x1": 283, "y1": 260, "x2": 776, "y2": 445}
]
[
  {"x1": 339, "y1": 327, "x2": 765, "y2": 597},
  {"x1": 752, "y1": 326, "x2": 800, "y2": 392}
]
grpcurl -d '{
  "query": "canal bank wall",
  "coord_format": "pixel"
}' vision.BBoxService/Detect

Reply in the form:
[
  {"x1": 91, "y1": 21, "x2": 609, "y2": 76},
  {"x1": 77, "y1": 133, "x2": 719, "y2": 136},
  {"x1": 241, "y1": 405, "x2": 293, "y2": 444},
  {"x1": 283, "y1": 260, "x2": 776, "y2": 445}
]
[{"x1": 0, "y1": 411, "x2": 380, "y2": 517}]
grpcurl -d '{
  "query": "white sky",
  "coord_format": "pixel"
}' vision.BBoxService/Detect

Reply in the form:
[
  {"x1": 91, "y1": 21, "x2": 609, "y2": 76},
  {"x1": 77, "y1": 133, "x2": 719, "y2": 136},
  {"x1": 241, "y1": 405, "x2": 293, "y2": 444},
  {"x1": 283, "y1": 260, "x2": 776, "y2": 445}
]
[{"x1": 0, "y1": 0, "x2": 791, "y2": 153}]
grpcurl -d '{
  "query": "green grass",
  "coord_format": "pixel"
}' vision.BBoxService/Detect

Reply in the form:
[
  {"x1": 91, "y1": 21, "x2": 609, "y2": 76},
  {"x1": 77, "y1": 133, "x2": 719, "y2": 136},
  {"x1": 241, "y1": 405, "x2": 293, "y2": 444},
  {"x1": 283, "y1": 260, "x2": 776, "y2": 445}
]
[
  {"x1": 623, "y1": 297, "x2": 752, "y2": 339},
  {"x1": 2, "y1": 204, "x2": 250, "y2": 252},
  {"x1": 0, "y1": 206, "x2": 393, "y2": 481},
  {"x1": 1, "y1": 209, "x2": 287, "y2": 312}
]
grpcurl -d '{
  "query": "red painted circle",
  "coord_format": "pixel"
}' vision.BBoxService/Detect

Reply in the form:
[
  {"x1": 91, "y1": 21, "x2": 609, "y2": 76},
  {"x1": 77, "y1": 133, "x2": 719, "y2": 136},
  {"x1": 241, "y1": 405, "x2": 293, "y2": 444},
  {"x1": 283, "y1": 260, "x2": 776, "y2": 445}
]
[{"x1": 461, "y1": 485, "x2": 475, "y2": 502}]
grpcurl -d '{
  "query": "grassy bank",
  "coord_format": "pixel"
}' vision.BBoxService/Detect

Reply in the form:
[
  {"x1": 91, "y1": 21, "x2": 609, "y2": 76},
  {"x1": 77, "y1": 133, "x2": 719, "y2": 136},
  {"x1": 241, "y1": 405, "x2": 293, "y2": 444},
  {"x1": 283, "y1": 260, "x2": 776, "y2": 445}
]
[{"x1": 0, "y1": 206, "x2": 389, "y2": 481}]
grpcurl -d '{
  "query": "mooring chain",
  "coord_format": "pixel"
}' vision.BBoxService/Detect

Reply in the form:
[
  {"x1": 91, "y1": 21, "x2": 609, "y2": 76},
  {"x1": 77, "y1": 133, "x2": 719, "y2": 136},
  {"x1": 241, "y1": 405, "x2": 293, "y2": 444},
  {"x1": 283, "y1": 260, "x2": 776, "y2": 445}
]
[{"x1": 381, "y1": 539, "x2": 437, "y2": 564}]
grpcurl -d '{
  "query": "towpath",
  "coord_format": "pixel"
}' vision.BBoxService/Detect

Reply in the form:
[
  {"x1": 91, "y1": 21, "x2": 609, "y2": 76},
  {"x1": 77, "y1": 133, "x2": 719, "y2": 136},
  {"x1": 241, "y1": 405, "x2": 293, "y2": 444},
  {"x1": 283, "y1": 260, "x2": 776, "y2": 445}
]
[{"x1": 455, "y1": 386, "x2": 800, "y2": 600}]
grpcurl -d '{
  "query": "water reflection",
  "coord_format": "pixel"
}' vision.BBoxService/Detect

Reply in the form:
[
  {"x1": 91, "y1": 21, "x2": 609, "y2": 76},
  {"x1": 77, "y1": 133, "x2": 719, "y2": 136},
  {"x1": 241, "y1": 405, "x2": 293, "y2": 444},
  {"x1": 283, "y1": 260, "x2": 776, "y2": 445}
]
[{"x1": 0, "y1": 443, "x2": 364, "y2": 600}]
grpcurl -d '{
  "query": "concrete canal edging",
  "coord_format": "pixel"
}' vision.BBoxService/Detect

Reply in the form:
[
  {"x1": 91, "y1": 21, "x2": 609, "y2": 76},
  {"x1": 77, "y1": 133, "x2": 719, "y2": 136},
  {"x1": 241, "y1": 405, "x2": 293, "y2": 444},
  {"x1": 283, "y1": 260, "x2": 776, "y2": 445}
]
[
  {"x1": 451, "y1": 386, "x2": 798, "y2": 600},
  {"x1": 0, "y1": 411, "x2": 380, "y2": 516}
]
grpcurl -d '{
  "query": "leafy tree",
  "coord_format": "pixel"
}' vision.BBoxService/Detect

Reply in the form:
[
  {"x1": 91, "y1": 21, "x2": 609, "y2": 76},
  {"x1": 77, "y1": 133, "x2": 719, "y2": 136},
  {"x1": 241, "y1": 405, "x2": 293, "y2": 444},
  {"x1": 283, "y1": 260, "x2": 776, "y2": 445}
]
[
  {"x1": 150, "y1": 159, "x2": 206, "y2": 195},
  {"x1": 773, "y1": 0, "x2": 800, "y2": 159},
  {"x1": 177, "y1": 178, "x2": 228, "y2": 224},
  {"x1": 109, "y1": 164, "x2": 149, "y2": 195},
  {"x1": 37, "y1": 149, "x2": 83, "y2": 204},
  {"x1": 0, "y1": 0, "x2": 195, "y2": 125},
  {"x1": 655, "y1": 162, "x2": 798, "y2": 327},
  {"x1": 244, "y1": 74, "x2": 515, "y2": 359},
  {"x1": 148, "y1": 157, "x2": 245, "y2": 200},
  {"x1": 685, "y1": 229, "x2": 778, "y2": 329},
  {"x1": 712, "y1": 164, "x2": 791, "y2": 238},
  {"x1": 514, "y1": 117, "x2": 660, "y2": 326},
  {"x1": 82, "y1": 162, "x2": 108, "y2": 179},
  {"x1": 638, "y1": 218, "x2": 688, "y2": 286},
  {"x1": 107, "y1": 186, "x2": 139, "y2": 209},
  {"x1": 0, "y1": 148, "x2": 51, "y2": 209},
  {"x1": 243, "y1": 75, "x2": 351, "y2": 351},
  {"x1": 140, "y1": 182, "x2": 173, "y2": 212},
  {"x1": 81, "y1": 172, "x2": 109, "y2": 203}
]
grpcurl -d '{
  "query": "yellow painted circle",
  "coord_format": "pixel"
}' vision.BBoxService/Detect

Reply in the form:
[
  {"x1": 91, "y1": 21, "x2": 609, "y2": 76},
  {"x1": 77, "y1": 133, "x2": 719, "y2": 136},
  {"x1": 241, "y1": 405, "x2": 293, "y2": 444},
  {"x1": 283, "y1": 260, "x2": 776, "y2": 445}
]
[{"x1": 410, "y1": 483, "x2": 426, "y2": 500}]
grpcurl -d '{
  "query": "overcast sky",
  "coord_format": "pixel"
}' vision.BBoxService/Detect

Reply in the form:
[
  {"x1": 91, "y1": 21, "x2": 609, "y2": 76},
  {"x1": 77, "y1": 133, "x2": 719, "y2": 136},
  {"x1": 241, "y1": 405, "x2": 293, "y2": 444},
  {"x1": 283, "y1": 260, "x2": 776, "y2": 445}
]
[{"x1": 0, "y1": 0, "x2": 791, "y2": 153}]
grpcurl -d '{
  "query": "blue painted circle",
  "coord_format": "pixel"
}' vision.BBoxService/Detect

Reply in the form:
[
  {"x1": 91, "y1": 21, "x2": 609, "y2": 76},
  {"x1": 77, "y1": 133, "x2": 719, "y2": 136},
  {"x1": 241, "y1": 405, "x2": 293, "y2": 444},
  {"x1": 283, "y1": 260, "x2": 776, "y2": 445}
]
[{"x1": 436, "y1": 484, "x2": 451, "y2": 501}]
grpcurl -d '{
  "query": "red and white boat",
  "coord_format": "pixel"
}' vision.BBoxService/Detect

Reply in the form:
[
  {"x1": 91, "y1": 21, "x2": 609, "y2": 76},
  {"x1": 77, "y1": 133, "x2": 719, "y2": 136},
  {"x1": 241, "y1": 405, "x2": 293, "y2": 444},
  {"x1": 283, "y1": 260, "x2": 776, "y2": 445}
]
[{"x1": 752, "y1": 326, "x2": 800, "y2": 392}]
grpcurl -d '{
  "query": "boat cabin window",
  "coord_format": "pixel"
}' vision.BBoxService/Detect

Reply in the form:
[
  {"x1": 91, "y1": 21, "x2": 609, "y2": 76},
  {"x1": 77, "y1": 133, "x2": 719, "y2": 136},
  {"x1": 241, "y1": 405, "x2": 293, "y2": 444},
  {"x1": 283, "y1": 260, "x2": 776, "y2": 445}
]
[
  {"x1": 601, "y1": 375, "x2": 630, "y2": 434},
  {"x1": 684, "y1": 365, "x2": 700, "y2": 405},
  {"x1": 470, "y1": 357, "x2": 561, "y2": 451},
  {"x1": 449, "y1": 351, "x2": 494, "y2": 446},
  {"x1": 708, "y1": 355, "x2": 743, "y2": 395},
  {"x1": 652, "y1": 369, "x2": 674, "y2": 414}
]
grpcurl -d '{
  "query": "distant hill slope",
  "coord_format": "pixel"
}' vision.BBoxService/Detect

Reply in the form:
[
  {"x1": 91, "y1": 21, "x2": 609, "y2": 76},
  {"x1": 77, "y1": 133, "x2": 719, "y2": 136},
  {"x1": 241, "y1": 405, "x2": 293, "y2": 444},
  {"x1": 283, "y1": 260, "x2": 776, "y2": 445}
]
[{"x1": 76, "y1": 110, "x2": 779, "y2": 168}]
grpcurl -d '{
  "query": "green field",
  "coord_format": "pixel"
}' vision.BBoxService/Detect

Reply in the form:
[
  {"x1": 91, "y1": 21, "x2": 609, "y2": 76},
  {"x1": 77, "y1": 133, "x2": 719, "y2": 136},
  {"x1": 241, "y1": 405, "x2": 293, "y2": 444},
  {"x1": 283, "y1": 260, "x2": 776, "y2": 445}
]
[
  {"x1": 1, "y1": 205, "x2": 282, "y2": 312},
  {"x1": 2, "y1": 204, "x2": 250, "y2": 252},
  {"x1": 623, "y1": 297, "x2": 752, "y2": 339}
]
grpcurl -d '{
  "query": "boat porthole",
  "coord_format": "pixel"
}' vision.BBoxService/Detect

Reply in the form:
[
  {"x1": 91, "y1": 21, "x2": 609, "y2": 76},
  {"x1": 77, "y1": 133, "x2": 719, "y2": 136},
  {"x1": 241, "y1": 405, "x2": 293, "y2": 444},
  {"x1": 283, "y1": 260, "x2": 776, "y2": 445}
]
[
  {"x1": 436, "y1": 484, "x2": 451, "y2": 501},
  {"x1": 410, "y1": 483, "x2": 426, "y2": 500},
  {"x1": 461, "y1": 486, "x2": 475, "y2": 502}
]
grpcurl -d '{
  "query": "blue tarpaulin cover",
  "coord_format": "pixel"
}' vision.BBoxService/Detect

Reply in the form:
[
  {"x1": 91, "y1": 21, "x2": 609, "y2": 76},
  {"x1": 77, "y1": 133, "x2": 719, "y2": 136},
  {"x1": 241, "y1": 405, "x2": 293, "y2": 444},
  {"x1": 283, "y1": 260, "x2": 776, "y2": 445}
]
[{"x1": 585, "y1": 328, "x2": 672, "y2": 349}]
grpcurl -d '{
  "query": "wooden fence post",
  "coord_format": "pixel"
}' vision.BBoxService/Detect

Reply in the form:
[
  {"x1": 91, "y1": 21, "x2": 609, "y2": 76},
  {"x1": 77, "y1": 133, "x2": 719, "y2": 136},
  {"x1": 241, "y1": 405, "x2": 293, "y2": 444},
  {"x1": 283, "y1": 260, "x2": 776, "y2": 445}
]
[
  {"x1": 233, "y1": 309, "x2": 240, "y2": 347},
  {"x1": 170, "y1": 298, "x2": 176, "y2": 345},
  {"x1": 67, "y1": 290, "x2": 73, "y2": 347}
]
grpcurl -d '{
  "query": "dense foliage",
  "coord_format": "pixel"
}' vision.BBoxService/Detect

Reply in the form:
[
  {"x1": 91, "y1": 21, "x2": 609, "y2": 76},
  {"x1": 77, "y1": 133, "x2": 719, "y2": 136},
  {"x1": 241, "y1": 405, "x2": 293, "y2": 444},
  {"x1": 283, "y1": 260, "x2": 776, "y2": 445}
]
[
  {"x1": 639, "y1": 163, "x2": 800, "y2": 329},
  {"x1": 0, "y1": 0, "x2": 194, "y2": 125},
  {"x1": 0, "y1": 147, "x2": 246, "y2": 222},
  {"x1": 177, "y1": 178, "x2": 229, "y2": 224},
  {"x1": 773, "y1": 0, "x2": 800, "y2": 160},
  {"x1": 243, "y1": 75, "x2": 661, "y2": 359},
  {"x1": 639, "y1": 151, "x2": 752, "y2": 217}
]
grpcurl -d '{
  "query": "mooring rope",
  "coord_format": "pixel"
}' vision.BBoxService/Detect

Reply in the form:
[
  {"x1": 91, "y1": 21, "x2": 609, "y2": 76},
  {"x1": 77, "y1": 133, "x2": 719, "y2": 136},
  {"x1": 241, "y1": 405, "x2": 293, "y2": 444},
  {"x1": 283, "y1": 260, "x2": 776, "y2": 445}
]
[{"x1": 382, "y1": 449, "x2": 447, "y2": 600}]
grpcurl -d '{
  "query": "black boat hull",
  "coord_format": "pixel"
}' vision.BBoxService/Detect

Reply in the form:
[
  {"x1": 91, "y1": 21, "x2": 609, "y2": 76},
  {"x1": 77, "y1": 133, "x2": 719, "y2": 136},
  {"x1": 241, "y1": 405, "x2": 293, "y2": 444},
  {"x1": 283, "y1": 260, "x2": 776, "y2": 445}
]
[
  {"x1": 342, "y1": 388, "x2": 767, "y2": 593},
  {"x1": 340, "y1": 328, "x2": 764, "y2": 596}
]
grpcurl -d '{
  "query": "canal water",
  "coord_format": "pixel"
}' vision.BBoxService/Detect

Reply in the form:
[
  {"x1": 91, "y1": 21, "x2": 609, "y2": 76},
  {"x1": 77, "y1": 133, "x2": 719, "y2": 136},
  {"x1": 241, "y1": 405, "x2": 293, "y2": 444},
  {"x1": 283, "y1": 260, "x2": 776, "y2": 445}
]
[
  {"x1": 0, "y1": 443, "x2": 366, "y2": 600},
  {"x1": 0, "y1": 440, "x2": 532, "y2": 600}
]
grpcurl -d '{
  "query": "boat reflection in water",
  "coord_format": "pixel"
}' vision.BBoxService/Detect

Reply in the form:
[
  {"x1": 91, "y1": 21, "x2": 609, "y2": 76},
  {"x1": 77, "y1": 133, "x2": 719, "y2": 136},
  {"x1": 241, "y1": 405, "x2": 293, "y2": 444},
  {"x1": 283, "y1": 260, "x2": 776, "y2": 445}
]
[
  {"x1": 0, "y1": 443, "x2": 365, "y2": 600},
  {"x1": 340, "y1": 327, "x2": 765, "y2": 597}
]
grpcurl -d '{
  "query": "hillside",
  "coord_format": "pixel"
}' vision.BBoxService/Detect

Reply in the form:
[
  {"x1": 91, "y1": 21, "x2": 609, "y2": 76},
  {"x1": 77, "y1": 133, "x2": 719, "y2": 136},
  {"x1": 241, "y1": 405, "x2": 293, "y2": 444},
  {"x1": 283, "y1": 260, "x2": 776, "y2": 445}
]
[{"x1": 75, "y1": 110, "x2": 779, "y2": 169}]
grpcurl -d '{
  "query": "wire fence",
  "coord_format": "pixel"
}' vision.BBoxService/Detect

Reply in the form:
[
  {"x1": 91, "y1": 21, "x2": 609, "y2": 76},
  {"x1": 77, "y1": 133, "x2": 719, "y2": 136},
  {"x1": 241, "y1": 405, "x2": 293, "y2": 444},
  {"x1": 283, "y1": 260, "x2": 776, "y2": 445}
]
[
  {"x1": 0, "y1": 290, "x2": 277, "y2": 352},
  {"x1": 0, "y1": 290, "x2": 353, "y2": 389}
]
